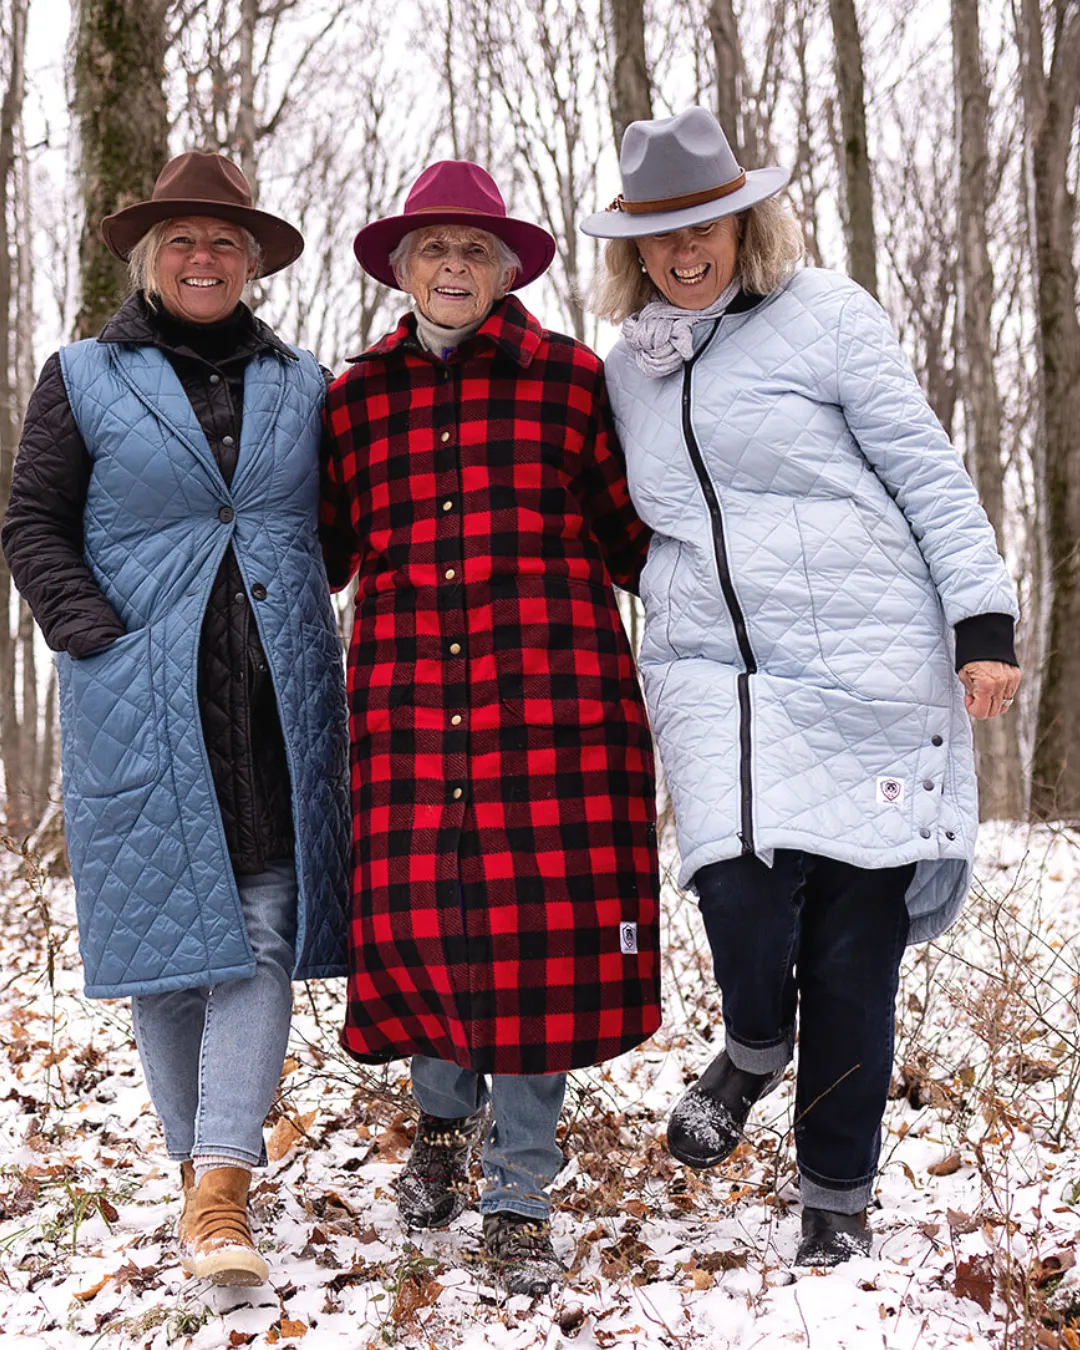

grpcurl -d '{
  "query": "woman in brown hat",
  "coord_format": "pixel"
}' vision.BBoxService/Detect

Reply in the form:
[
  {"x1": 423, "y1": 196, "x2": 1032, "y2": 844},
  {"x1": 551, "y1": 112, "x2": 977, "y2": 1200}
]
[{"x1": 2, "y1": 152, "x2": 349, "y2": 1286}]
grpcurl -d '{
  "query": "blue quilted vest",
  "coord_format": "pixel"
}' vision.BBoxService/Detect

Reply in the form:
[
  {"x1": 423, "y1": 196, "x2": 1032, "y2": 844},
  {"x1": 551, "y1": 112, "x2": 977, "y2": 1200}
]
[{"x1": 57, "y1": 337, "x2": 349, "y2": 997}]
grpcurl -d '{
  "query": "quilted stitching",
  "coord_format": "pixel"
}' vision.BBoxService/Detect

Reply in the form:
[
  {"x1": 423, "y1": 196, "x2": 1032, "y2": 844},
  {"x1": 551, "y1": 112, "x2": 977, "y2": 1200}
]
[
  {"x1": 56, "y1": 340, "x2": 349, "y2": 997},
  {"x1": 606, "y1": 268, "x2": 1018, "y2": 943}
]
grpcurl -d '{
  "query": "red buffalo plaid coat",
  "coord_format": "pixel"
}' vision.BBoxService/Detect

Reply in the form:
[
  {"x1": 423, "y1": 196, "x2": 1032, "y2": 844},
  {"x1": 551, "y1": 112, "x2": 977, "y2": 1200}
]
[{"x1": 320, "y1": 296, "x2": 660, "y2": 1075}]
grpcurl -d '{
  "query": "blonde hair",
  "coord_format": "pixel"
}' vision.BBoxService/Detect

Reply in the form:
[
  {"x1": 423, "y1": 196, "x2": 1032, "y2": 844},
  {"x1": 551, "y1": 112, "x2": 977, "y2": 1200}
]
[
  {"x1": 127, "y1": 218, "x2": 263, "y2": 303},
  {"x1": 591, "y1": 196, "x2": 805, "y2": 325}
]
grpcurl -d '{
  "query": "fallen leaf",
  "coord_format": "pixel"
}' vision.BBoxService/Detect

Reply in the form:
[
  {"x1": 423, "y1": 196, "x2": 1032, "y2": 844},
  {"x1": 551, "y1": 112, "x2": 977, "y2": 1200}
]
[
  {"x1": 281, "y1": 1057, "x2": 300, "y2": 1076},
  {"x1": 73, "y1": 1273, "x2": 111, "y2": 1302},
  {"x1": 279, "y1": 1319, "x2": 307, "y2": 1337},
  {"x1": 266, "y1": 1110, "x2": 317, "y2": 1162},
  {"x1": 228, "y1": 1333, "x2": 256, "y2": 1347},
  {"x1": 1034, "y1": 1250, "x2": 1076, "y2": 1288},
  {"x1": 355, "y1": 1226, "x2": 380, "y2": 1245},
  {"x1": 928, "y1": 1153, "x2": 963, "y2": 1177},
  {"x1": 691, "y1": 1268, "x2": 714, "y2": 1290},
  {"x1": 953, "y1": 1256, "x2": 995, "y2": 1311},
  {"x1": 947, "y1": 1208, "x2": 979, "y2": 1236}
]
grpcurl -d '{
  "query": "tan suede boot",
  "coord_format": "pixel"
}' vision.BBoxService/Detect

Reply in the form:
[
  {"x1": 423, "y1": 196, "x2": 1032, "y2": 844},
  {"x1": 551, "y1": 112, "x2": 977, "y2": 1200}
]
[
  {"x1": 189, "y1": 1166, "x2": 268, "y2": 1286},
  {"x1": 177, "y1": 1160, "x2": 197, "y2": 1273}
]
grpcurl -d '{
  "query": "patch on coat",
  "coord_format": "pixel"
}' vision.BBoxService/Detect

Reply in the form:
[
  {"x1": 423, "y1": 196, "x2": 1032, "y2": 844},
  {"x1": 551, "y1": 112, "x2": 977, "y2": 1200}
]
[
  {"x1": 620, "y1": 922, "x2": 639, "y2": 954},
  {"x1": 876, "y1": 776, "x2": 905, "y2": 805}
]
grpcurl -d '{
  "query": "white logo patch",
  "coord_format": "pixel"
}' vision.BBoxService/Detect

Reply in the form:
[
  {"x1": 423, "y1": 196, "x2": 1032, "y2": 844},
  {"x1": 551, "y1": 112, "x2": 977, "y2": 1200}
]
[
  {"x1": 620, "y1": 922, "x2": 638, "y2": 955},
  {"x1": 876, "y1": 776, "x2": 905, "y2": 805}
]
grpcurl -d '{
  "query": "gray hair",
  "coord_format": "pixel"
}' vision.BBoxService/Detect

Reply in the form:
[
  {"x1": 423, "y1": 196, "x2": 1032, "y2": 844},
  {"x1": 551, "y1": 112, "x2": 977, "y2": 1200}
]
[
  {"x1": 591, "y1": 196, "x2": 805, "y2": 325},
  {"x1": 389, "y1": 227, "x2": 522, "y2": 292},
  {"x1": 127, "y1": 218, "x2": 263, "y2": 302}
]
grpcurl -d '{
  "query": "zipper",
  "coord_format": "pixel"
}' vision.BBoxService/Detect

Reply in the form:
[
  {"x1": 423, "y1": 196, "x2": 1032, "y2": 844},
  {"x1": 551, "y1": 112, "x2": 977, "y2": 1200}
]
[{"x1": 681, "y1": 319, "x2": 758, "y2": 855}]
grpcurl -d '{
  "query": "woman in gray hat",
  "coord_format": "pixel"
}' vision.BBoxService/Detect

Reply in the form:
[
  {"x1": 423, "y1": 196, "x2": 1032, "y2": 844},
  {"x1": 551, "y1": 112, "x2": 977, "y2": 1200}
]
[{"x1": 582, "y1": 107, "x2": 1020, "y2": 1265}]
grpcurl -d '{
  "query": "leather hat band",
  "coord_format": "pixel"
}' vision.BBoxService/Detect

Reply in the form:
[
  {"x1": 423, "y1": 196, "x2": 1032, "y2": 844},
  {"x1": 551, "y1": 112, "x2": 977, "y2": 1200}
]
[{"x1": 607, "y1": 170, "x2": 747, "y2": 215}]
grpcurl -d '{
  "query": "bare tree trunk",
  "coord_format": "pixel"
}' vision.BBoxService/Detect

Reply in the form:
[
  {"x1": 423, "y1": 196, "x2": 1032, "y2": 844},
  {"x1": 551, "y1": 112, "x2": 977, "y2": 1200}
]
[
  {"x1": 0, "y1": 0, "x2": 29, "y2": 830},
  {"x1": 237, "y1": 0, "x2": 259, "y2": 194},
  {"x1": 706, "y1": 0, "x2": 747, "y2": 163},
  {"x1": 952, "y1": 0, "x2": 1024, "y2": 819},
  {"x1": 73, "y1": 0, "x2": 170, "y2": 338},
  {"x1": 827, "y1": 0, "x2": 878, "y2": 297},
  {"x1": 607, "y1": 0, "x2": 651, "y2": 147},
  {"x1": 1022, "y1": 0, "x2": 1080, "y2": 820}
]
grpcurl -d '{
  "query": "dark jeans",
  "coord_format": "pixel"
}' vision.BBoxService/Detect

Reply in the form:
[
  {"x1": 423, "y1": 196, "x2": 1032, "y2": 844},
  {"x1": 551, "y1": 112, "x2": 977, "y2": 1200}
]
[{"x1": 695, "y1": 850, "x2": 914, "y2": 1214}]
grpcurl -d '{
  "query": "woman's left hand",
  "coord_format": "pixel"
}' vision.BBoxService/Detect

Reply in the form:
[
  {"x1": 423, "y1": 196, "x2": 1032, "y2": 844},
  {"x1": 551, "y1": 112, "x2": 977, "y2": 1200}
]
[{"x1": 958, "y1": 661, "x2": 1022, "y2": 719}]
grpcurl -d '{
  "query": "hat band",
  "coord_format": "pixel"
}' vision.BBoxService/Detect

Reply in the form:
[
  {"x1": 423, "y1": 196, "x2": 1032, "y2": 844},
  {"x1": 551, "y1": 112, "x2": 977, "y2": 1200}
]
[
  {"x1": 607, "y1": 170, "x2": 747, "y2": 215},
  {"x1": 410, "y1": 205, "x2": 505, "y2": 217}
]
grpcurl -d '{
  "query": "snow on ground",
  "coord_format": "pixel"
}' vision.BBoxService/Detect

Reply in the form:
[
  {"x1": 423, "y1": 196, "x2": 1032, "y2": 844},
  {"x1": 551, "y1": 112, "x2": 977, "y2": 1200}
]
[{"x1": 3, "y1": 823, "x2": 1080, "y2": 1348}]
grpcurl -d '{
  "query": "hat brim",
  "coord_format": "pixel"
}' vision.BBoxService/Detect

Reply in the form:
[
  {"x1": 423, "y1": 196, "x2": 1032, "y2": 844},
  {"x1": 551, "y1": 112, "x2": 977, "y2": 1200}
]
[
  {"x1": 354, "y1": 211, "x2": 556, "y2": 290},
  {"x1": 579, "y1": 166, "x2": 790, "y2": 238},
  {"x1": 100, "y1": 199, "x2": 305, "y2": 276}
]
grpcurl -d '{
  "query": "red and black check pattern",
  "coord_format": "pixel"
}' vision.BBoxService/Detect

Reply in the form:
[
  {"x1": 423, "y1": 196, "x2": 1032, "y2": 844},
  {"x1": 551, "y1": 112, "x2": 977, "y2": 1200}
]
[{"x1": 321, "y1": 296, "x2": 660, "y2": 1075}]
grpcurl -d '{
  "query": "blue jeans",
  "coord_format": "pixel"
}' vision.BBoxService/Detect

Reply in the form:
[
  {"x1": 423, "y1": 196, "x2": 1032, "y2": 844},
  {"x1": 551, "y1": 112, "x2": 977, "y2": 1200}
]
[
  {"x1": 130, "y1": 859, "x2": 297, "y2": 1166},
  {"x1": 411, "y1": 1056, "x2": 567, "y2": 1222},
  {"x1": 695, "y1": 850, "x2": 914, "y2": 1214}
]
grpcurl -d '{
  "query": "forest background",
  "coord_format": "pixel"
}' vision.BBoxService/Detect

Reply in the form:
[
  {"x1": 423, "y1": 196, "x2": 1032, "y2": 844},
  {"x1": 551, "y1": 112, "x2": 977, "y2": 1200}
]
[{"x1": 0, "y1": 0, "x2": 1079, "y2": 845}]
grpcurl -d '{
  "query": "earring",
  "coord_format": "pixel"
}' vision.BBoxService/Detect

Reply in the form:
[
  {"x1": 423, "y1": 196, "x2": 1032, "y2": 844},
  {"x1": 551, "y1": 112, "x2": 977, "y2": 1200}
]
[{"x1": 638, "y1": 256, "x2": 648, "y2": 275}]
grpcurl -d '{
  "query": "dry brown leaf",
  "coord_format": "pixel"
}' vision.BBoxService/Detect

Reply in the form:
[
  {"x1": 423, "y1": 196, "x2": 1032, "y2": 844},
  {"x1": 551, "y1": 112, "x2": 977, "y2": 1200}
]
[
  {"x1": 953, "y1": 1256, "x2": 995, "y2": 1311},
  {"x1": 266, "y1": 1110, "x2": 317, "y2": 1162},
  {"x1": 228, "y1": 1333, "x2": 256, "y2": 1347},
  {"x1": 947, "y1": 1208, "x2": 979, "y2": 1235},
  {"x1": 691, "y1": 1268, "x2": 714, "y2": 1290},
  {"x1": 279, "y1": 1318, "x2": 308, "y2": 1337},
  {"x1": 73, "y1": 1273, "x2": 111, "y2": 1302},
  {"x1": 281, "y1": 1057, "x2": 300, "y2": 1077},
  {"x1": 927, "y1": 1152, "x2": 963, "y2": 1177},
  {"x1": 373, "y1": 1126, "x2": 412, "y2": 1160}
]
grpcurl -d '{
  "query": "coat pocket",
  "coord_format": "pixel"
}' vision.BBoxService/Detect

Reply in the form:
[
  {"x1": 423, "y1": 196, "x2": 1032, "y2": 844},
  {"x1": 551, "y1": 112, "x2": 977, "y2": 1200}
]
[
  {"x1": 61, "y1": 626, "x2": 161, "y2": 797},
  {"x1": 493, "y1": 575, "x2": 636, "y2": 727},
  {"x1": 301, "y1": 622, "x2": 349, "y2": 770}
]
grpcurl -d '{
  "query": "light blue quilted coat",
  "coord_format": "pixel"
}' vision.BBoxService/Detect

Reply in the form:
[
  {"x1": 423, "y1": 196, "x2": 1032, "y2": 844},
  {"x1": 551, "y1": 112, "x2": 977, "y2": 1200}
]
[
  {"x1": 605, "y1": 268, "x2": 1018, "y2": 942},
  {"x1": 56, "y1": 339, "x2": 350, "y2": 997}
]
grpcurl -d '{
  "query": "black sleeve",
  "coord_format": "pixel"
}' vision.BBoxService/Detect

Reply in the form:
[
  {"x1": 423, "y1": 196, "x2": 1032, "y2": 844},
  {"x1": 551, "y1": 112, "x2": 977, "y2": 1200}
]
[
  {"x1": 954, "y1": 612, "x2": 1018, "y2": 671},
  {"x1": 1, "y1": 353, "x2": 127, "y2": 657}
]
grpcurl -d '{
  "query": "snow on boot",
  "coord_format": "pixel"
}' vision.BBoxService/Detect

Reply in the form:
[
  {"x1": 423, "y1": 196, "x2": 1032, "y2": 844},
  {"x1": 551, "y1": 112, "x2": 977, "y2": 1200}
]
[
  {"x1": 482, "y1": 1211, "x2": 566, "y2": 1298},
  {"x1": 396, "y1": 1105, "x2": 489, "y2": 1229},
  {"x1": 666, "y1": 1049, "x2": 783, "y2": 1169},
  {"x1": 189, "y1": 1166, "x2": 268, "y2": 1286},
  {"x1": 177, "y1": 1160, "x2": 197, "y2": 1273},
  {"x1": 795, "y1": 1207, "x2": 872, "y2": 1267}
]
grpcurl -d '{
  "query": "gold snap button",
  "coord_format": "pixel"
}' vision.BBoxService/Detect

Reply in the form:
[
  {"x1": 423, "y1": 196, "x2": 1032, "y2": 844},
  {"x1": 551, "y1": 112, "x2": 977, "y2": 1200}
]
[
  {"x1": 444, "y1": 568, "x2": 456, "y2": 580},
  {"x1": 452, "y1": 787, "x2": 463, "y2": 799},
  {"x1": 449, "y1": 643, "x2": 461, "y2": 655},
  {"x1": 441, "y1": 431, "x2": 451, "y2": 443},
  {"x1": 451, "y1": 714, "x2": 462, "y2": 726}
]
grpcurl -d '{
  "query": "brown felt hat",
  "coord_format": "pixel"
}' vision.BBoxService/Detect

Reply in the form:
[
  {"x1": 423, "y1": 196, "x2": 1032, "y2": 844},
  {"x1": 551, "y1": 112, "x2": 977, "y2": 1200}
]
[{"x1": 100, "y1": 151, "x2": 304, "y2": 276}]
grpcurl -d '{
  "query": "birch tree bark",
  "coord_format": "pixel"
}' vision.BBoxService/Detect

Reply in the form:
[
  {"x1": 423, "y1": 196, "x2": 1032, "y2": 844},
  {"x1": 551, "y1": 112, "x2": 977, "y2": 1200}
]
[
  {"x1": 73, "y1": 0, "x2": 169, "y2": 338},
  {"x1": 607, "y1": 0, "x2": 651, "y2": 147},
  {"x1": 828, "y1": 0, "x2": 878, "y2": 297},
  {"x1": 1021, "y1": 0, "x2": 1080, "y2": 820},
  {"x1": 952, "y1": 0, "x2": 1024, "y2": 819}
]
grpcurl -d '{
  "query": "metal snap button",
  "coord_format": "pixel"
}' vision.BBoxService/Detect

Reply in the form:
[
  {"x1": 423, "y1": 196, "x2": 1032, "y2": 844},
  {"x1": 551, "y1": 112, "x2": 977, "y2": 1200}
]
[
  {"x1": 251, "y1": 583, "x2": 267, "y2": 600},
  {"x1": 931, "y1": 735, "x2": 943, "y2": 747},
  {"x1": 919, "y1": 827, "x2": 931, "y2": 839},
  {"x1": 444, "y1": 568, "x2": 456, "y2": 580},
  {"x1": 222, "y1": 434, "x2": 235, "y2": 447},
  {"x1": 218, "y1": 505, "x2": 234, "y2": 524},
  {"x1": 449, "y1": 643, "x2": 462, "y2": 656},
  {"x1": 452, "y1": 786, "x2": 463, "y2": 800},
  {"x1": 922, "y1": 780, "x2": 934, "y2": 791}
]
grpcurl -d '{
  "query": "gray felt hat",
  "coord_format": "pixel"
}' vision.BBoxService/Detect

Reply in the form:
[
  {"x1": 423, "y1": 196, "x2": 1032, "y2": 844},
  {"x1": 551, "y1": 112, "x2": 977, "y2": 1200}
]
[{"x1": 580, "y1": 107, "x2": 790, "y2": 239}]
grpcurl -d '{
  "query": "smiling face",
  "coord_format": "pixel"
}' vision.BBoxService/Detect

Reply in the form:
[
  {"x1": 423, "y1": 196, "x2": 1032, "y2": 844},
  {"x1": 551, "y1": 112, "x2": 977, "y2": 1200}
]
[
  {"x1": 395, "y1": 225, "x2": 511, "y2": 327},
  {"x1": 155, "y1": 216, "x2": 257, "y2": 324},
  {"x1": 636, "y1": 216, "x2": 741, "y2": 310}
]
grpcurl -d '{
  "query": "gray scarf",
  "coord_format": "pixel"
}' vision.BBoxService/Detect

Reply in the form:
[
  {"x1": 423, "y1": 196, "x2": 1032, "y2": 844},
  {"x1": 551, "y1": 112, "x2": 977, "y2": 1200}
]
[{"x1": 621, "y1": 278, "x2": 741, "y2": 378}]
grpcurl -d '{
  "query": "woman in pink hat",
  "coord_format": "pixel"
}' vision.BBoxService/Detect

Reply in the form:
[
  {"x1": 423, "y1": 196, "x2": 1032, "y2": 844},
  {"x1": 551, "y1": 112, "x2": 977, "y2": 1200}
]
[{"x1": 322, "y1": 160, "x2": 660, "y2": 1295}]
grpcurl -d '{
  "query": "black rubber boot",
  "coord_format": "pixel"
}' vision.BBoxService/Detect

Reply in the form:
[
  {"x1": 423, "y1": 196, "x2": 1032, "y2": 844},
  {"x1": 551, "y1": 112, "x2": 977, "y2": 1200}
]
[
  {"x1": 666, "y1": 1049, "x2": 783, "y2": 1168},
  {"x1": 482, "y1": 1211, "x2": 566, "y2": 1297},
  {"x1": 795, "y1": 1207, "x2": 872, "y2": 1266},
  {"x1": 396, "y1": 1105, "x2": 489, "y2": 1229}
]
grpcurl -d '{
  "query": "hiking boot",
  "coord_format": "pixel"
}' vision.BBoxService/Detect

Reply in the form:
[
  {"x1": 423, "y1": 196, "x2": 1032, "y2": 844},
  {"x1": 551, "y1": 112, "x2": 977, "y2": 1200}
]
[
  {"x1": 795, "y1": 1206, "x2": 872, "y2": 1267},
  {"x1": 666, "y1": 1049, "x2": 783, "y2": 1169},
  {"x1": 189, "y1": 1167, "x2": 268, "y2": 1286},
  {"x1": 397, "y1": 1105, "x2": 489, "y2": 1229},
  {"x1": 482, "y1": 1210, "x2": 566, "y2": 1297},
  {"x1": 177, "y1": 1160, "x2": 197, "y2": 1272}
]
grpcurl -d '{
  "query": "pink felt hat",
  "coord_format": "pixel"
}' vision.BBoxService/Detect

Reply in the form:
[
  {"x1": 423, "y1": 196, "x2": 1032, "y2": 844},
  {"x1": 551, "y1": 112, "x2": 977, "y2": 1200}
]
[{"x1": 354, "y1": 161, "x2": 556, "y2": 291}]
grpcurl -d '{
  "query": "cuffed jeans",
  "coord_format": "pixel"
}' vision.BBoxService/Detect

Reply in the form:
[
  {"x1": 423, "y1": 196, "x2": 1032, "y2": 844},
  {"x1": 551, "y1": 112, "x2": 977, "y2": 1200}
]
[
  {"x1": 130, "y1": 859, "x2": 297, "y2": 1166},
  {"x1": 411, "y1": 1055, "x2": 567, "y2": 1222},
  {"x1": 695, "y1": 850, "x2": 914, "y2": 1214}
]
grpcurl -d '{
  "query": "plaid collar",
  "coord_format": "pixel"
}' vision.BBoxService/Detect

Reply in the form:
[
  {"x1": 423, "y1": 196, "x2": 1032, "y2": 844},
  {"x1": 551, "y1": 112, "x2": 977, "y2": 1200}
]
[{"x1": 350, "y1": 294, "x2": 545, "y2": 370}]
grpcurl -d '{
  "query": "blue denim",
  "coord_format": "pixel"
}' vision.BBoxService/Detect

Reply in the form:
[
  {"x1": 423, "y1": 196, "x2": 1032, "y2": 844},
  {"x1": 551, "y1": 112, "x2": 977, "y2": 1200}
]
[
  {"x1": 130, "y1": 859, "x2": 297, "y2": 1166},
  {"x1": 695, "y1": 850, "x2": 913, "y2": 1214},
  {"x1": 411, "y1": 1056, "x2": 567, "y2": 1221}
]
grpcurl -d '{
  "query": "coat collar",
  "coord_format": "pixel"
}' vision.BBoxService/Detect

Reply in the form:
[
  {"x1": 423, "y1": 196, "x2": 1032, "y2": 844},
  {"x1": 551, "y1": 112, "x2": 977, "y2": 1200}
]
[
  {"x1": 350, "y1": 294, "x2": 545, "y2": 370},
  {"x1": 97, "y1": 291, "x2": 297, "y2": 364}
]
